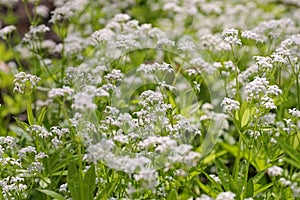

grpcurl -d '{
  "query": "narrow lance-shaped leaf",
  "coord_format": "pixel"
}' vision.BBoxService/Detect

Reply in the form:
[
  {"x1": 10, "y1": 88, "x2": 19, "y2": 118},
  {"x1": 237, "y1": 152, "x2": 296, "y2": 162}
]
[
  {"x1": 245, "y1": 178, "x2": 254, "y2": 198},
  {"x1": 37, "y1": 106, "x2": 47, "y2": 125},
  {"x1": 215, "y1": 158, "x2": 237, "y2": 193},
  {"x1": 277, "y1": 138, "x2": 300, "y2": 167},
  {"x1": 83, "y1": 165, "x2": 96, "y2": 200},
  {"x1": 36, "y1": 189, "x2": 66, "y2": 200},
  {"x1": 237, "y1": 159, "x2": 247, "y2": 195},
  {"x1": 67, "y1": 161, "x2": 84, "y2": 200}
]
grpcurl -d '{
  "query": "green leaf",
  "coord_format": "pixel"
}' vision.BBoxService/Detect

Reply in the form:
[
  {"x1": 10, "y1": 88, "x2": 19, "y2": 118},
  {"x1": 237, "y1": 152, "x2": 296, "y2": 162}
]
[
  {"x1": 234, "y1": 110, "x2": 240, "y2": 121},
  {"x1": 36, "y1": 189, "x2": 66, "y2": 200},
  {"x1": 215, "y1": 158, "x2": 236, "y2": 192},
  {"x1": 254, "y1": 182, "x2": 273, "y2": 195},
  {"x1": 283, "y1": 157, "x2": 300, "y2": 169},
  {"x1": 67, "y1": 161, "x2": 84, "y2": 200},
  {"x1": 245, "y1": 178, "x2": 254, "y2": 198},
  {"x1": 95, "y1": 175, "x2": 119, "y2": 200},
  {"x1": 167, "y1": 189, "x2": 178, "y2": 200},
  {"x1": 27, "y1": 99, "x2": 35, "y2": 125},
  {"x1": 220, "y1": 143, "x2": 239, "y2": 157},
  {"x1": 37, "y1": 106, "x2": 47, "y2": 126},
  {"x1": 187, "y1": 167, "x2": 204, "y2": 181},
  {"x1": 237, "y1": 160, "x2": 247, "y2": 195},
  {"x1": 83, "y1": 165, "x2": 96, "y2": 200},
  {"x1": 14, "y1": 117, "x2": 29, "y2": 132},
  {"x1": 277, "y1": 138, "x2": 300, "y2": 167},
  {"x1": 196, "y1": 179, "x2": 218, "y2": 198},
  {"x1": 203, "y1": 172, "x2": 223, "y2": 192},
  {"x1": 203, "y1": 150, "x2": 227, "y2": 165},
  {"x1": 241, "y1": 108, "x2": 251, "y2": 128},
  {"x1": 252, "y1": 170, "x2": 265, "y2": 184}
]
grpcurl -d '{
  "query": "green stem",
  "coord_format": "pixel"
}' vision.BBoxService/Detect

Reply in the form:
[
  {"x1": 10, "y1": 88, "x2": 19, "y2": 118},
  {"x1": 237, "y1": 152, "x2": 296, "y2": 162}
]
[
  {"x1": 296, "y1": 71, "x2": 300, "y2": 109},
  {"x1": 23, "y1": 2, "x2": 32, "y2": 23},
  {"x1": 233, "y1": 127, "x2": 243, "y2": 180},
  {"x1": 230, "y1": 45, "x2": 240, "y2": 100}
]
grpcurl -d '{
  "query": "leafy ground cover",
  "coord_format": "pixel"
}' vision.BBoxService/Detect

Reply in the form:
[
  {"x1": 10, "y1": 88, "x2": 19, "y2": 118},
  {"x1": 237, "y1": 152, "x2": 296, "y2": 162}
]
[{"x1": 0, "y1": 0, "x2": 300, "y2": 199}]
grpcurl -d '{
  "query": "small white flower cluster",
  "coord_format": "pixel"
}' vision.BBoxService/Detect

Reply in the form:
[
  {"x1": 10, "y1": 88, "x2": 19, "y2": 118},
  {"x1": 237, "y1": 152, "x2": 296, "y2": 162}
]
[
  {"x1": 72, "y1": 85, "x2": 109, "y2": 112},
  {"x1": 104, "y1": 69, "x2": 123, "y2": 84},
  {"x1": 22, "y1": 25, "x2": 50, "y2": 44},
  {"x1": 138, "y1": 62, "x2": 173, "y2": 74},
  {"x1": 276, "y1": 34, "x2": 300, "y2": 66},
  {"x1": 49, "y1": 2, "x2": 75, "y2": 23},
  {"x1": 289, "y1": 108, "x2": 300, "y2": 118},
  {"x1": 0, "y1": 136, "x2": 17, "y2": 150},
  {"x1": 28, "y1": 161, "x2": 44, "y2": 173},
  {"x1": 267, "y1": 165, "x2": 283, "y2": 176},
  {"x1": 196, "y1": 194, "x2": 213, "y2": 200},
  {"x1": 31, "y1": 125, "x2": 52, "y2": 138},
  {"x1": 35, "y1": 5, "x2": 49, "y2": 18},
  {"x1": 48, "y1": 86, "x2": 74, "y2": 100},
  {"x1": 216, "y1": 191, "x2": 236, "y2": 200},
  {"x1": 0, "y1": 176, "x2": 28, "y2": 199},
  {"x1": 18, "y1": 146, "x2": 37, "y2": 159},
  {"x1": 0, "y1": 25, "x2": 16, "y2": 40},
  {"x1": 0, "y1": 0, "x2": 18, "y2": 7},
  {"x1": 241, "y1": 30, "x2": 263, "y2": 43},
  {"x1": 209, "y1": 174, "x2": 221, "y2": 183},
  {"x1": 244, "y1": 76, "x2": 282, "y2": 109},
  {"x1": 222, "y1": 28, "x2": 242, "y2": 46},
  {"x1": 139, "y1": 90, "x2": 164, "y2": 108},
  {"x1": 221, "y1": 97, "x2": 240, "y2": 113},
  {"x1": 59, "y1": 183, "x2": 68, "y2": 193},
  {"x1": 13, "y1": 72, "x2": 41, "y2": 94},
  {"x1": 177, "y1": 37, "x2": 196, "y2": 51},
  {"x1": 190, "y1": 57, "x2": 216, "y2": 75},
  {"x1": 138, "y1": 136, "x2": 177, "y2": 153},
  {"x1": 199, "y1": 34, "x2": 231, "y2": 52},
  {"x1": 91, "y1": 29, "x2": 115, "y2": 44},
  {"x1": 252, "y1": 18, "x2": 295, "y2": 41},
  {"x1": 253, "y1": 56, "x2": 273, "y2": 71}
]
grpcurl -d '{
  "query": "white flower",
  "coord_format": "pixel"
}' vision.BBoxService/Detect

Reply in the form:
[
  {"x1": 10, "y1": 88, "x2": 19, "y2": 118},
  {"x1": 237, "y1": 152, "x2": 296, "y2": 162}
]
[
  {"x1": 71, "y1": 88, "x2": 98, "y2": 111},
  {"x1": 0, "y1": 0, "x2": 18, "y2": 7},
  {"x1": 13, "y1": 72, "x2": 41, "y2": 93},
  {"x1": 31, "y1": 125, "x2": 52, "y2": 138},
  {"x1": 253, "y1": 56, "x2": 273, "y2": 71},
  {"x1": 52, "y1": 137, "x2": 63, "y2": 149},
  {"x1": 222, "y1": 28, "x2": 241, "y2": 46},
  {"x1": 59, "y1": 183, "x2": 68, "y2": 193},
  {"x1": 221, "y1": 97, "x2": 240, "y2": 113},
  {"x1": 49, "y1": 4, "x2": 74, "y2": 23},
  {"x1": 28, "y1": 161, "x2": 44, "y2": 173},
  {"x1": 35, "y1": 152, "x2": 48, "y2": 160},
  {"x1": 112, "y1": 13, "x2": 131, "y2": 22},
  {"x1": 36, "y1": 5, "x2": 49, "y2": 18},
  {"x1": 271, "y1": 53, "x2": 287, "y2": 65},
  {"x1": 267, "y1": 85, "x2": 282, "y2": 96},
  {"x1": 18, "y1": 146, "x2": 37, "y2": 159},
  {"x1": 267, "y1": 166, "x2": 283, "y2": 176},
  {"x1": 241, "y1": 30, "x2": 263, "y2": 43},
  {"x1": 216, "y1": 191, "x2": 236, "y2": 200},
  {"x1": 244, "y1": 76, "x2": 269, "y2": 100},
  {"x1": 91, "y1": 29, "x2": 115, "y2": 44},
  {"x1": 48, "y1": 86, "x2": 74, "y2": 99},
  {"x1": 0, "y1": 25, "x2": 16, "y2": 40},
  {"x1": 261, "y1": 96, "x2": 277, "y2": 109},
  {"x1": 209, "y1": 174, "x2": 221, "y2": 183},
  {"x1": 279, "y1": 177, "x2": 291, "y2": 186},
  {"x1": 289, "y1": 108, "x2": 300, "y2": 118},
  {"x1": 196, "y1": 194, "x2": 213, "y2": 200},
  {"x1": 104, "y1": 69, "x2": 123, "y2": 83}
]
